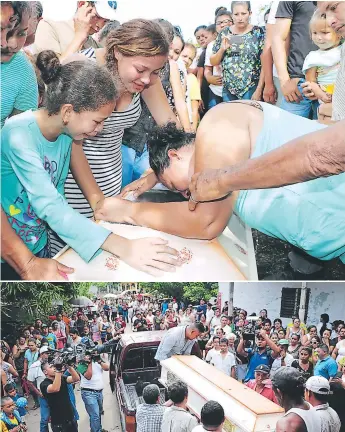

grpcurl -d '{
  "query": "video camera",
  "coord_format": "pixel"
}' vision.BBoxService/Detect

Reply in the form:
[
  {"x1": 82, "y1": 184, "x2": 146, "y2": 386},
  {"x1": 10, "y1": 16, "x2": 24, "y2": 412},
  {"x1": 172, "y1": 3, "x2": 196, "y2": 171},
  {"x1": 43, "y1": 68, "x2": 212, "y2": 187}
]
[
  {"x1": 241, "y1": 317, "x2": 261, "y2": 350},
  {"x1": 47, "y1": 347, "x2": 77, "y2": 371}
]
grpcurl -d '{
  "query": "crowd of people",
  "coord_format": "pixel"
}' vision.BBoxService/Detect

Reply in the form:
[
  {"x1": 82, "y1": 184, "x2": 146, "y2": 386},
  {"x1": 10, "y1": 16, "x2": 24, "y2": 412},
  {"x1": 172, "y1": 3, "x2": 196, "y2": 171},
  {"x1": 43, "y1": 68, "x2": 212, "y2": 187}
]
[
  {"x1": 1, "y1": 292, "x2": 345, "y2": 431},
  {"x1": 1, "y1": 0, "x2": 345, "y2": 281}
]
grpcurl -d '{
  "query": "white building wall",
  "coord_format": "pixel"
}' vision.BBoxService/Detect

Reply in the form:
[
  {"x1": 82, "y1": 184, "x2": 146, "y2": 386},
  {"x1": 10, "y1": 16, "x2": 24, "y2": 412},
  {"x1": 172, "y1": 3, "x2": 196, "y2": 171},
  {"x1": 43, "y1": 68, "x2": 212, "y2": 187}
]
[{"x1": 218, "y1": 282, "x2": 345, "y2": 327}]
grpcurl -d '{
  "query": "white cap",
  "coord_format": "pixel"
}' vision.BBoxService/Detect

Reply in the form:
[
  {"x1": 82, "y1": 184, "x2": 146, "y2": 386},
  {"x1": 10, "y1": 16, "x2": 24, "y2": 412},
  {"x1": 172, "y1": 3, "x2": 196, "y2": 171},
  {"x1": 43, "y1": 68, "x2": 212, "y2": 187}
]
[
  {"x1": 39, "y1": 346, "x2": 49, "y2": 355},
  {"x1": 305, "y1": 376, "x2": 331, "y2": 395},
  {"x1": 95, "y1": 1, "x2": 118, "y2": 21}
]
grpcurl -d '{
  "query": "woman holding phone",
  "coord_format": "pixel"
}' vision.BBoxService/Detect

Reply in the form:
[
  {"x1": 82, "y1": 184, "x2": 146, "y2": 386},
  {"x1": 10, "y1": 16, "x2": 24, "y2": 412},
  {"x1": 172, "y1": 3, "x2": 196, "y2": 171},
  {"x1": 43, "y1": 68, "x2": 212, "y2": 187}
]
[{"x1": 210, "y1": 1, "x2": 265, "y2": 102}]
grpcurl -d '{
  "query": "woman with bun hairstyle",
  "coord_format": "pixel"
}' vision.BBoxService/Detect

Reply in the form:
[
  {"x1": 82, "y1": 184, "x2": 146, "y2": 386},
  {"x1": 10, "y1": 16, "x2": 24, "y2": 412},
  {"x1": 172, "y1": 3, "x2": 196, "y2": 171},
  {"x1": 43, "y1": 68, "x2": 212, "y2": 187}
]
[
  {"x1": 1, "y1": 51, "x2": 180, "y2": 279},
  {"x1": 49, "y1": 18, "x2": 180, "y2": 255}
]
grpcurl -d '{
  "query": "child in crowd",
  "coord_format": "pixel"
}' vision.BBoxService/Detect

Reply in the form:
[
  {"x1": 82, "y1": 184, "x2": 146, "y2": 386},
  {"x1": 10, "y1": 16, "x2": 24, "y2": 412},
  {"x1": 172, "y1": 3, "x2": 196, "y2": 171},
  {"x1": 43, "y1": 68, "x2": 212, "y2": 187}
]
[
  {"x1": 0, "y1": 397, "x2": 27, "y2": 431},
  {"x1": 1, "y1": 51, "x2": 179, "y2": 279},
  {"x1": 303, "y1": 11, "x2": 342, "y2": 104},
  {"x1": 3, "y1": 385, "x2": 27, "y2": 424},
  {"x1": 180, "y1": 43, "x2": 202, "y2": 130}
]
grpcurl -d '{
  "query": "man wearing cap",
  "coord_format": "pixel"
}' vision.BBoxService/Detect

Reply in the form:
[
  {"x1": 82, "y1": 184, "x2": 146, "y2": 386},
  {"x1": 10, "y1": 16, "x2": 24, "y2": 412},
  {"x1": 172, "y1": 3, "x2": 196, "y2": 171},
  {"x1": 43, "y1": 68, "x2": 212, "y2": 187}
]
[
  {"x1": 33, "y1": 1, "x2": 117, "y2": 61},
  {"x1": 245, "y1": 365, "x2": 278, "y2": 403},
  {"x1": 305, "y1": 376, "x2": 341, "y2": 432},
  {"x1": 314, "y1": 344, "x2": 338, "y2": 380},
  {"x1": 27, "y1": 346, "x2": 50, "y2": 432},
  {"x1": 237, "y1": 329, "x2": 280, "y2": 383},
  {"x1": 270, "y1": 339, "x2": 295, "y2": 378}
]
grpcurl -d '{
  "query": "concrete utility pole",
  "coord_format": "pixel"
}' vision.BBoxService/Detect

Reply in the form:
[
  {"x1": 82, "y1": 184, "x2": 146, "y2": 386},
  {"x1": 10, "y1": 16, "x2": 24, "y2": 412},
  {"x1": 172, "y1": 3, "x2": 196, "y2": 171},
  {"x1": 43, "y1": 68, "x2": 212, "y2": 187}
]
[
  {"x1": 299, "y1": 282, "x2": 308, "y2": 323},
  {"x1": 228, "y1": 282, "x2": 234, "y2": 316}
]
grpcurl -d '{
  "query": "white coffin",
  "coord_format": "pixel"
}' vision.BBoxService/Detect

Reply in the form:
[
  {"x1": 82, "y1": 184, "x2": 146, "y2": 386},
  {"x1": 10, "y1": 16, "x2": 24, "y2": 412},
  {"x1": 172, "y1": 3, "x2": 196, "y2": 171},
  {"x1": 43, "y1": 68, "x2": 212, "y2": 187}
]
[{"x1": 160, "y1": 356, "x2": 284, "y2": 432}]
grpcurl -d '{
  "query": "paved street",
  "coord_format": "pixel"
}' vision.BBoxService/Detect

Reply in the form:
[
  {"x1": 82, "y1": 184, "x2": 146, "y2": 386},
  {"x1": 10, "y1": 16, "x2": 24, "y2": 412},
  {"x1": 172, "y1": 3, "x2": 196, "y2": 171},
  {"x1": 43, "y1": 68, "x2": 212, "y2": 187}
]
[{"x1": 25, "y1": 372, "x2": 122, "y2": 431}]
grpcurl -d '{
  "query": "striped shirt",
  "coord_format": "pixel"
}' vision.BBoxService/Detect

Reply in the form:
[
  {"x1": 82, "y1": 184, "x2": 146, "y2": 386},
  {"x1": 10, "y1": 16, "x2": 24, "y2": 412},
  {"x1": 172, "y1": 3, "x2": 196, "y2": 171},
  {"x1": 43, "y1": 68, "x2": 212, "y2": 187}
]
[
  {"x1": 1, "y1": 51, "x2": 38, "y2": 128},
  {"x1": 332, "y1": 43, "x2": 345, "y2": 121},
  {"x1": 49, "y1": 47, "x2": 141, "y2": 256}
]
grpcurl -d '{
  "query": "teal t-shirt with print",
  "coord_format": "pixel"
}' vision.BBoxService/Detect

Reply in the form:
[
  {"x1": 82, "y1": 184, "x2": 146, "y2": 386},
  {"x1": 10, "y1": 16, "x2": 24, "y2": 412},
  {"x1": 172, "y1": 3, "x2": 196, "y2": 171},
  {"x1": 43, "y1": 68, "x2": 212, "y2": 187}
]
[{"x1": 1, "y1": 111, "x2": 110, "y2": 262}]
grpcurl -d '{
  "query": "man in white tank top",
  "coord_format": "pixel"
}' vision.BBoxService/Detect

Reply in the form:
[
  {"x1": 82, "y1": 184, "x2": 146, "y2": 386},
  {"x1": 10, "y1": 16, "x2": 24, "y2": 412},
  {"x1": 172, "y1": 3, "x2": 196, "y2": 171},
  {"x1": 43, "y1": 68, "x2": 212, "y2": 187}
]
[
  {"x1": 272, "y1": 367, "x2": 321, "y2": 432},
  {"x1": 305, "y1": 376, "x2": 341, "y2": 432}
]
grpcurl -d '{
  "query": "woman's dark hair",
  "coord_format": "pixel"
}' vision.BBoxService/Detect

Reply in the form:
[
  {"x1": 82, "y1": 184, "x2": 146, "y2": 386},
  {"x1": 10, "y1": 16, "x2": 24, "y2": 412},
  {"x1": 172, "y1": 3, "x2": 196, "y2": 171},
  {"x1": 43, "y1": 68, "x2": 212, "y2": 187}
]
[
  {"x1": 308, "y1": 325, "x2": 317, "y2": 332},
  {"x1": 320, "y1": 313, "x2": 330, "y2": 337},
  {"x1": 291, "y1": 333, "x2": 301, "y2": 341},
  {"x1": 201, "y1": 400, "x2": 225, "y2": 428},
  {"x1": 231, "y1": 1, "x2": 251, "y2": 12},
  {"x1": 154, "y1": 18, "x2": 174, "y2": 44},
  {"x1": 274, "y1": 318, "x2": 283, "y2": 325},
  {"x1": 148, "y1": 122, "x2": 196, "y2": 177},
  {"x1": 264, "y1": 318, "x2": 272, "y2": 326},
  {"x1": 36, "y1": 50, "x2": 117, "y2": 116},
  {"x1": 11, "y1": 1, "x2": 34, "y2": 23},
  {"x1": 168, "y1": 380, "x2": 188, "y2": 403},
  {"x1": 215, "y1": 9, "x2": 233, "y2": 21},
  {"x1": 213, "y1": 336, "x2": 220, "y2": 343},
  {"x1": 173, "y1": 26, "x2": 185, "y2": 51},
  {"x1": 215, "y1": 6, "x2": 228, "y2": 16},
  {"x1": 321, "y1": 328, "x2": 331, "y2": 337},
  {"x1": 194, "y1": 25, "x2": 207, "y2": 35},
  {"x1": 105, "y1": 19, "x2": 170, "y2": 74},
  {"x1": 300, "y1": 346, "x2": 312, "y2": 356},
  {"x1": 206, "y1": 24, "x2": 217, "y2": 34}
]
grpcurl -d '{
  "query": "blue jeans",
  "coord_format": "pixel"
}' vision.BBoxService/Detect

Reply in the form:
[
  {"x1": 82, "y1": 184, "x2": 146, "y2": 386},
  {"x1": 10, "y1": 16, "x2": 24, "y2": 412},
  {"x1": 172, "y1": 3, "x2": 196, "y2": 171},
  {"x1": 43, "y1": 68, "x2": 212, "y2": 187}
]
[
  {"x1": 81, "y1": 389, "x2": 103, "y2": 432},
  {"x1": 208, "y1": 89, "x2": 223, "y2": 109},
  {"x1": 280, "y1": 78, "x2": 319, "y2": 119},
  {"x1": 222, "y1": 85, "x2": 257, "y2": 102},
  {"x1": 39, "y1": 396, "x2": 50, "y2": 432},
  {"x1": 121, "y1": 144, "x2": 150, "y2": 188}
]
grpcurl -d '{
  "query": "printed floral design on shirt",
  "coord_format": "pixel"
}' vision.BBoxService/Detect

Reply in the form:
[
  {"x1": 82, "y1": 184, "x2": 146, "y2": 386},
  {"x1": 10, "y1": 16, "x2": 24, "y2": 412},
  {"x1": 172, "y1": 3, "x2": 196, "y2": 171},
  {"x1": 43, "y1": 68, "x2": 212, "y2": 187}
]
[{"x1": 213, "y1": 26, "x2": 265, "y2": 98}]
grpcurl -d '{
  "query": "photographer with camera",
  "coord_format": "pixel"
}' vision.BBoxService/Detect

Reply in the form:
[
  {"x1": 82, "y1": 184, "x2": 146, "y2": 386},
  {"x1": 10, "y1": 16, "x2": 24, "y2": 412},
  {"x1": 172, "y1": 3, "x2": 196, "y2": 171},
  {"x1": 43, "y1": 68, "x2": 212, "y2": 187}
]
[
  {"x1": 77, "y1": 350, "x2": 109, "y2": 432},
  {"x1": 237, "y1": 329, "x2": 280, "y2": 383},
  {"x1": 40, "y1": 360, "x2": 80, "y2": 432}
]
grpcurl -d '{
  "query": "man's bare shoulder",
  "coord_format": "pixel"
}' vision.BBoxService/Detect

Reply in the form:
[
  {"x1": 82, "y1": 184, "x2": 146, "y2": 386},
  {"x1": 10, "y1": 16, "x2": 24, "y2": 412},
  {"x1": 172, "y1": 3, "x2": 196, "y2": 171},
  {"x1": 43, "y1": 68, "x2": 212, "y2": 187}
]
[{"x1": 276, "y1": 412, "x2": 307, "y2": 432}]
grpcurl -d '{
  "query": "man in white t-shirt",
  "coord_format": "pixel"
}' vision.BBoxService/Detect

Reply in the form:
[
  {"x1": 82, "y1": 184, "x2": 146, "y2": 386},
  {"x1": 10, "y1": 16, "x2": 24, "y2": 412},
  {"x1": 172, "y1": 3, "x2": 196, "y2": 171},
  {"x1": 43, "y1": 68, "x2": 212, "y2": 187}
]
[
  {"x1": 205, "y1": 303, "x2": 214, "y2": 325},
  {"x1": 305, "y1": 376, "x2": 341, "y2": 432},
  {"x1": 192, "y1": 400, "x2": 225, "y2": 432},
  {"x1": 77, "y1": 354, "x2": 109, "y2": 432},
  {"x1": 210, "y1": 338, "x2": 236, "y2": 378},
  {"x1": 205, "y1": 336, "x2": 221, "y2": 363},
  {"x1": 27, "y1": 347, "x2": 50, "y2": 431},
  {"x1": 209, "y1": 308, "x2": 222, "y2": 336}
]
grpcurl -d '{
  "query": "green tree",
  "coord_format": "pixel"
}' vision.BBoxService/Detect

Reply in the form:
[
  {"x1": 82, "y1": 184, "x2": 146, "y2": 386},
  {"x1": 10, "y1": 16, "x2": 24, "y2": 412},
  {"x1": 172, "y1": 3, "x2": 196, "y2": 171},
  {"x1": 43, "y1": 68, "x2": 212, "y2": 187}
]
[{"x1": 139, "y1": 282, "x2": 218, "y2": 303}]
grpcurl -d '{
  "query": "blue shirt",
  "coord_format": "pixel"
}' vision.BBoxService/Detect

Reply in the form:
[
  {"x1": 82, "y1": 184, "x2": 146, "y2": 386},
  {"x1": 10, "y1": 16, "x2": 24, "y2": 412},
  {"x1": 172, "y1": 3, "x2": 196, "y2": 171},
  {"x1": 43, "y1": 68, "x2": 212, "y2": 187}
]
[
  {"x1": 197, "y1": 304, "x2": 207, "y2": 317},
  {"x1": 1, "y1": 111, "x2": 110, "y2": 262},
  {"x1": 314, "y1": 356, "x2": 338, "y2": 379},
  {"x1": 244, "y1": 347, "x2": 272, "y2": 382},
  {"x1": 45, "y1": 333, "x2": 57, "y2": 349}
]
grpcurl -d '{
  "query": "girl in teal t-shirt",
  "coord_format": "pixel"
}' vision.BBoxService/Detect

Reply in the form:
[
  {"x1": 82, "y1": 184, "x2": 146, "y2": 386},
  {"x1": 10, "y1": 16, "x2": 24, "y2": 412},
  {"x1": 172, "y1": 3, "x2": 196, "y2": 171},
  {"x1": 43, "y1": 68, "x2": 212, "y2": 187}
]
[{"x1": 1, "y1": 51, "x2": 179, "y2": 278}]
